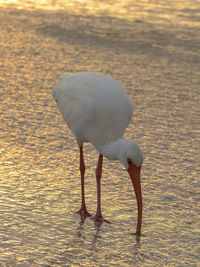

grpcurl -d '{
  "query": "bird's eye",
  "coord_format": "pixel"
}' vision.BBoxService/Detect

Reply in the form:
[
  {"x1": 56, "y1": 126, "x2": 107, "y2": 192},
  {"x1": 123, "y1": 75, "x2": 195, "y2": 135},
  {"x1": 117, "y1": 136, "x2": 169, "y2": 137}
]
[{"x1": 127, "y1": 159, "x2": 131, "y2": 165}]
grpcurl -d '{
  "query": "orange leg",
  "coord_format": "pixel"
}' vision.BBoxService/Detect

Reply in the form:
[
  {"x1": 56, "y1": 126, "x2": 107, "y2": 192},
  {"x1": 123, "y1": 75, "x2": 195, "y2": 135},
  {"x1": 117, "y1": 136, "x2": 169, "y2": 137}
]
[
  {"x1": 91, "y1": 154, "x2": 110, "y2": 223},
  {"x1": 76, "y1": 145, "x2": 91, "y2": 217}
]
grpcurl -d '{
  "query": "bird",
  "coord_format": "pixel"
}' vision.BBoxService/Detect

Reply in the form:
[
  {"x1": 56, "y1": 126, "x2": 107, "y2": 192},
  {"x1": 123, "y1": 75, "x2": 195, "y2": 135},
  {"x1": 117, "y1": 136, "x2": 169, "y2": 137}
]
[{"x1": 52, "y1": 72, "x2": 143, "y2": 235}]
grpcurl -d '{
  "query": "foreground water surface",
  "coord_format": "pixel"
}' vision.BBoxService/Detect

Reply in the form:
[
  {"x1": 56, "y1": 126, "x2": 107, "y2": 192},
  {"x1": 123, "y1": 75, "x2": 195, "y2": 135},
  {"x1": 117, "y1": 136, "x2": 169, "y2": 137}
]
[{"x1": 0, "y1": 0, "x2": 200, "y2": 266}]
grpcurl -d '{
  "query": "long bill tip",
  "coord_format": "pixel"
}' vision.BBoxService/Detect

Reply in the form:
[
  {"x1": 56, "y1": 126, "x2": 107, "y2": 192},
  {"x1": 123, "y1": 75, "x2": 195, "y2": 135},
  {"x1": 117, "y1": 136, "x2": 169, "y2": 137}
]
[{"x1": 128, "y1": 164, "x2": 142, "y2": 236}]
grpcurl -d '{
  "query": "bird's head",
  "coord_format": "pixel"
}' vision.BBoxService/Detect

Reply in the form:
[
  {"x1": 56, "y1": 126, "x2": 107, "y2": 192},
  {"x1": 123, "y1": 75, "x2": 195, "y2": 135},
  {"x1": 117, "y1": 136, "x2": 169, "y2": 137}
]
[
  {"x1": 118, "y1": 139, "x2": 143, "y2": 170},
  {"x1": 100, "y1": 138, "x2": 143, "y2": 235}
]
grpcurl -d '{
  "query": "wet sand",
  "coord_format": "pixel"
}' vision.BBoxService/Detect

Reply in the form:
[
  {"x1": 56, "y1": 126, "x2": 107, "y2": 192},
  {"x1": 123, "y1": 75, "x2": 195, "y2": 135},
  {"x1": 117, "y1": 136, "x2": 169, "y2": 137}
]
[{"x1": 0, "y1": 3, "x2": 200, "y2": 266}]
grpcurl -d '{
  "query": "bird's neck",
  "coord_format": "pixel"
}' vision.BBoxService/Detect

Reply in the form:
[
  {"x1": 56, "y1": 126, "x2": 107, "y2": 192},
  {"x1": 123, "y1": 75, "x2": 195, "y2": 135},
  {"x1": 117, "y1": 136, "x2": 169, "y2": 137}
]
[{"x1": 99, "y1": 139, "x2": 124, "y2": 161}]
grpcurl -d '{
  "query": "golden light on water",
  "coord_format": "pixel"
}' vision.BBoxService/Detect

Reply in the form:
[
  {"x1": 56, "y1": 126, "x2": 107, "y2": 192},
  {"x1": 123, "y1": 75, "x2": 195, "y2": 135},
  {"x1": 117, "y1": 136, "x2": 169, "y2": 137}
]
[{"x1": 0, "y1": 0, "x2": 199, "y2": 265}]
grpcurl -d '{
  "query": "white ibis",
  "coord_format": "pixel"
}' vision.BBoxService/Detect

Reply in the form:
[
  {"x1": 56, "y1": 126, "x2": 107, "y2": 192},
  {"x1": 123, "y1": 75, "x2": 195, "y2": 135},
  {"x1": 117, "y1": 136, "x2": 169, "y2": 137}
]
[{"x1": 52, "y1": 72, "x2": 143, "y2": 235}]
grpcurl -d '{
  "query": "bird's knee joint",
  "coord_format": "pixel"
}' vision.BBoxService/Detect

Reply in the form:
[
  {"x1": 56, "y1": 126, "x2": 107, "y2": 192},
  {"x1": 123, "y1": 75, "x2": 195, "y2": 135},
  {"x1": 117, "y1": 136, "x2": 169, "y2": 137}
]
[{"x1": 96, "y1": 169, "x2": 102, "y2": 180}]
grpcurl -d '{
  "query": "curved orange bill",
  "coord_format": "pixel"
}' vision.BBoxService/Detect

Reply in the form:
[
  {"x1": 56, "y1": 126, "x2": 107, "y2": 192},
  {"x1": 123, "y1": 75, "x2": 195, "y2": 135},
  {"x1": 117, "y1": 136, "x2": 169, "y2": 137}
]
[{"x1": 128, "y1": 164, "x2": 142, "y2": 236}]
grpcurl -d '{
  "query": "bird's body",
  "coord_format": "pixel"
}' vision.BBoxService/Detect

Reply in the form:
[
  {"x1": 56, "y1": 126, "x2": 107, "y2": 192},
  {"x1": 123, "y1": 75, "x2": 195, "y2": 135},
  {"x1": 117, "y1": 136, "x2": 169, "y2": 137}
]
[
  {"x1": 52, "y1": 72, "x2": 143, "y2": 235},
  {"x1": 52, "y1": 72, "x2": 133, "y2": 150}
]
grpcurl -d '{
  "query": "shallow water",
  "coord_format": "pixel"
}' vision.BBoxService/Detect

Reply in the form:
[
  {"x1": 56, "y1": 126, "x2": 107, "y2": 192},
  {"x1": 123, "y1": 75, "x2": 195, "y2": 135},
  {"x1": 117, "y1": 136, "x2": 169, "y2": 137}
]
[{"x1": 0, "y1": 1, "x2": 200, "y2": 266}]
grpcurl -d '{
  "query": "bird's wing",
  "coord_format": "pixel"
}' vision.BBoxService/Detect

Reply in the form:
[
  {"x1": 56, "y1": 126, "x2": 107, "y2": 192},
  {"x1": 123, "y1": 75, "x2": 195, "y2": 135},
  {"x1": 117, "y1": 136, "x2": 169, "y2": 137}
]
[{"x1": 53, "y1": 72, "x2": 133, "y2": 146}]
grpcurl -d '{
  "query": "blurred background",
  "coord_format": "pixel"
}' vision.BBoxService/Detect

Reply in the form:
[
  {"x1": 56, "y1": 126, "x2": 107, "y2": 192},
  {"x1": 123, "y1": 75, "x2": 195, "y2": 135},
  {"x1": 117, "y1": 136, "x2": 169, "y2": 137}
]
[{"x1": 0, "y1": 0, "x2": 200, "y2": 266}]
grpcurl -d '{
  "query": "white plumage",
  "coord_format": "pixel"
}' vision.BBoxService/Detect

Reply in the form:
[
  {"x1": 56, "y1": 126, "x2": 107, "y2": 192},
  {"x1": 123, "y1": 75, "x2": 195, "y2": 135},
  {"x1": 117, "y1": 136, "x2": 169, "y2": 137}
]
[
  {"x1": 53, "y1": 72, "x2": 133, "y2": 143},
  {"x1": 52, "y1": 72, "x2": 143, "y2": 235}
]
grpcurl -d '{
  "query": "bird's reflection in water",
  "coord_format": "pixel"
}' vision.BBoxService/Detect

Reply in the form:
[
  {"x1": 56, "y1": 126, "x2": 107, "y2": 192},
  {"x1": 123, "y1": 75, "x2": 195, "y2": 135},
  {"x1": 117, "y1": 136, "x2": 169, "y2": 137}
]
[
  {"x1": 93, "y1": 220, "x2": 103, "y2": 243},
  {"x1": 74, "y1": 216, "x2": 144, "y2": 265},
  {"x1": 76, "y1": 216, "x2": 86, "y2": 239},
  {"x1": 131, "y1": 236, "x2": 142, "y2": 262},
  {"x1": 76, "y1": 216, "x2": 103, "y2": 242},
  {"x1": 90, "y1": 220, "x2": 103, "y2": 255},
  {"x1": 76, "y1": 216, "x2": 142, "y2": 251}
]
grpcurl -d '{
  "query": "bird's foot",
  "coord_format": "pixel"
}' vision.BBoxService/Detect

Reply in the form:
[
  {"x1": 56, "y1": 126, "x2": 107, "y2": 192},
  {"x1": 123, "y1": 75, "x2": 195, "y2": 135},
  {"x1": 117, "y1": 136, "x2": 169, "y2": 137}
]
[
  {"x1": 75, "y1": 207, "x2": 92, "y2": 218},
  {"x1": 91, "y1": 213, "x2": 111, "y2": 224}
]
